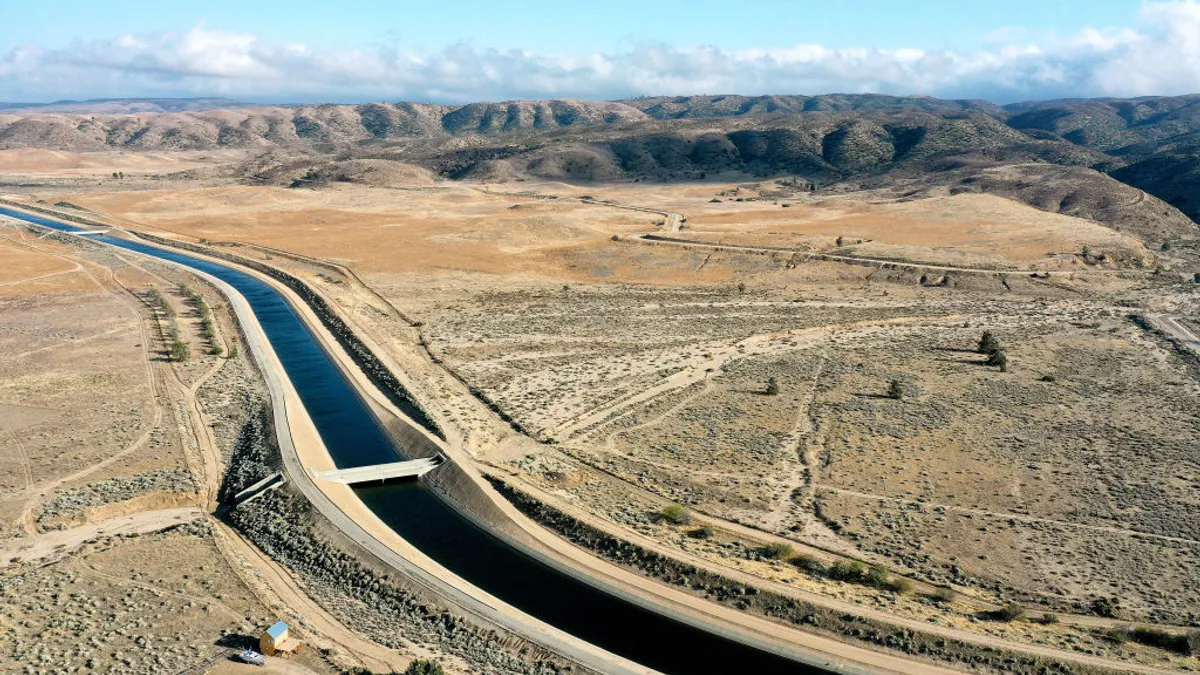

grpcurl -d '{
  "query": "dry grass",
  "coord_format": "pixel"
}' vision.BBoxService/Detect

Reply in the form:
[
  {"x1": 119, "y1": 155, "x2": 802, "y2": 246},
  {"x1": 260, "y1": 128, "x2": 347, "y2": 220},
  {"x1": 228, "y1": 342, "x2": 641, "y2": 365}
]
[{"x1": 0, "y1": 147, "x2": 248, "y2": 177}]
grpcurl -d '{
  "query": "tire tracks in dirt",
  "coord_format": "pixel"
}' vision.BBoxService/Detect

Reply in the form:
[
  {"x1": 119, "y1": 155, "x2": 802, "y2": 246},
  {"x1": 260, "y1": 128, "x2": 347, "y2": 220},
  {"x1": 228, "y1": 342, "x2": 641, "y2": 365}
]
[
  {"x1": 760, "y1": 353, "x2": 829, "y2": 537},
  {"x1": 2, "y1": 427, "x2": 33, "y2": 491},
  {"x1": 113, "y1": 252, "x2": 230, "y2": 510},
  {"x1": 1, "y1": 239, "x2": 165, "y2": 535},
  {"x1": 550, "y1": 315, "x2": 965, "y2": 442}
]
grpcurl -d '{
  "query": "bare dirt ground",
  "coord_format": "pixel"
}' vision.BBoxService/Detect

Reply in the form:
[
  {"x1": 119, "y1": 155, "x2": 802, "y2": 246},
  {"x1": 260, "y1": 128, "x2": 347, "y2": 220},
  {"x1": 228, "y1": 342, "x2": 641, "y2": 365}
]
[{"x1": 3, "y1": 165, "x2": 1198, "y2": 671}]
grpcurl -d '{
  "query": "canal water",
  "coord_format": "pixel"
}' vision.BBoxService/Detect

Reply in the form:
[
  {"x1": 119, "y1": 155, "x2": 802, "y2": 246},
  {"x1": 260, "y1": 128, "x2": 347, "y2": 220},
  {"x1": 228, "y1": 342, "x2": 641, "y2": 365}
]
[{"x1": 5, "y1": 207, "x2": 823, "y2": 674}]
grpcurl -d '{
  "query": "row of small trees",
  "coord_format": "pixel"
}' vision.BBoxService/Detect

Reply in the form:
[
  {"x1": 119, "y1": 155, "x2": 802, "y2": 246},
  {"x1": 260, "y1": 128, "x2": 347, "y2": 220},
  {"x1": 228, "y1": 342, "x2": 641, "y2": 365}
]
[
  {"x1": 180, "y1": 284, "x2": 223, "y2": 356},
  {"x1": 148, "y1": 286, "x2": 189, "y2": 361},
  {"x1": 147, "y1": 284, "x2": 234, "y2": 361}
]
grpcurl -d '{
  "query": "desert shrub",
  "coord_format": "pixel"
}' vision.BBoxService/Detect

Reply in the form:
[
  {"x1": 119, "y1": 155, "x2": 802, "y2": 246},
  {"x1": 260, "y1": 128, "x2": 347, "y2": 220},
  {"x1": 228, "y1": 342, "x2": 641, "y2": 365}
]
[
  {"x1": 931, "y1": 587, "x2": 958, "y2": 604},
  {"x1": 659, "y1": 504, "x2": 692, "y2": 526},
  {"x1": 1091, "y1": 596, "x2": 1121, "y2": 619},
  {"x1": 1105, "y1": 626, "x2": 1190, "y2": 654},
  {"x1": 170, "y1": 339, "x2": 190, "y2": 362},
  {"x1": 887, "y1": 379, "x2": 904, "y2": 400},
  {"x1": 827, "y1": 560, "x2": 866, "y2": 582},
  {"x1": 1034, "y1": 613, "x2": 1059, "y2": 625},
  {"x1": 866, "y1": 564, "x2": 891, "y2": 587},
  {"x1": 765, "y1": 377, "x2": 780, "y2": 396},
  {"x1": 404, "y1": 660, "x2": 445, "y2": 675},
  {"x1": 688, "y1": 525, "x2": 714, "y2": 539},
  {"x1": 1038, "y1": 374, "x2": 1056, "y2": 382},
  {"x1": 994, "y1": 603, "x2": 1025, "y2": 622},
  {"x1": 855, "y1": 564, "x2": 912, "y2": 593},
  {"x1": 792, "y1": 554, "x2": 825, "y2": 574},
  {"x1": 760, "y1": 542, "x2": 794, "y2": 560},
  {"x1": 836, "y1": 236, "x2": 845, "y2": 246},
  {"x1": 978, "y1": 330, "x2": 1000, "y2": 355},
  {"x1": 986, "y1": 349, "x2": 1008, "y2": 371}
]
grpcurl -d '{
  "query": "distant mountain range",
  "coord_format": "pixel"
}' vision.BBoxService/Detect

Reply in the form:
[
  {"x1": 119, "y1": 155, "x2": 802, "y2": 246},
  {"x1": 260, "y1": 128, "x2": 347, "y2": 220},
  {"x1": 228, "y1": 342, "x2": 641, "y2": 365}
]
[
  {"x1": 1, "y1": 93, "x2": 1198, "y2": 240},
  {"x1": 0, "y1": 97, "x2": 251, "y2": 115}
]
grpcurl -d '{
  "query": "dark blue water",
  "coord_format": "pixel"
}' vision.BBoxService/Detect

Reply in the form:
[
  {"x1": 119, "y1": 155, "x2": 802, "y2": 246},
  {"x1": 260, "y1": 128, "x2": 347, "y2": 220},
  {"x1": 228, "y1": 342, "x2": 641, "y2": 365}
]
[{"x1": 7, "y1": 207, "x2": 822, "y2": 674}]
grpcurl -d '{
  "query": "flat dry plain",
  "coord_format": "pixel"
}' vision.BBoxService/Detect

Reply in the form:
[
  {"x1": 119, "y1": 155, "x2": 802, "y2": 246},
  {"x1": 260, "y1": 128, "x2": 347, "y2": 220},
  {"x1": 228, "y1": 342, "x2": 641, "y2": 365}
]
[
  {"x1": 8, "y1": 161, "x2": 1199, "y2": 670},
  {"x1": 0, "y1": 233, "x2": 184, "y2": 534}
]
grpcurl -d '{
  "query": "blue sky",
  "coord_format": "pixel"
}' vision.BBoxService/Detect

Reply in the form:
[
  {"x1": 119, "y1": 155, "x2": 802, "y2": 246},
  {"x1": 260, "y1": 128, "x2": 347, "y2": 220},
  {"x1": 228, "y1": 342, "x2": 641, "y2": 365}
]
[
  {"x1": 1, "y1": 1, "x2": 1138, "y2": 55},
  {"x1": 2, "y1": 0, "x2": 1198, "y2": 104}
]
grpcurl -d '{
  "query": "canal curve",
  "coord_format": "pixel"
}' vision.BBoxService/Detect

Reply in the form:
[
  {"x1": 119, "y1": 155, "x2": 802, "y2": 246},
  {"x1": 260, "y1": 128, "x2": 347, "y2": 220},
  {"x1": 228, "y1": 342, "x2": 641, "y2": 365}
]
[{"x1": 4, "y1": 207, "x2": 825, "y2": 675}]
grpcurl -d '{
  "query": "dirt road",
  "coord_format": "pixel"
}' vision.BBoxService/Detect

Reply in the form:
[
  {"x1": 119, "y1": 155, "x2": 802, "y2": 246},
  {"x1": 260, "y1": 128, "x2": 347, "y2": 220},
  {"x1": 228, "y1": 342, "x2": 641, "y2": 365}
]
[
  {"x1": 635, "y1": 233, "x2": 1128, "y2": 276},
  {"x1": 0, "y1": 507, "x2": 200, "y2": 565}
]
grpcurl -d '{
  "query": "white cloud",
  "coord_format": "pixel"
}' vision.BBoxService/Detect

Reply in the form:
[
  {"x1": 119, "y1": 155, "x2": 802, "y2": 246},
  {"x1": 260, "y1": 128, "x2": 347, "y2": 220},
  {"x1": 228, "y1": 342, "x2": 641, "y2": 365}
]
[{"x1": 4, "y1": 2, "x2": 1200, "y2": 104}]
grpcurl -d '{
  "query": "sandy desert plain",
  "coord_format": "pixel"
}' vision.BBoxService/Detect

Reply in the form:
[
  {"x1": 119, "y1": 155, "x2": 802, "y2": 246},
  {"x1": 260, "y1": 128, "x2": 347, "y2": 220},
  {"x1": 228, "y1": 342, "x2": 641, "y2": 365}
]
[{"x1": 0, "y1": 144, "x2": 1198, "y2": 675}]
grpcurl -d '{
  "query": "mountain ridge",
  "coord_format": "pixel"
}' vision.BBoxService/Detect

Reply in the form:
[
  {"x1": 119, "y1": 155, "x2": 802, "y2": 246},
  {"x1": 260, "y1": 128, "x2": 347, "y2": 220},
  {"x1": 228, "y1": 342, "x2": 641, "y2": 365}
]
[{"x1": 2, "y1": 93, "x2": 1198, "y2": 238}]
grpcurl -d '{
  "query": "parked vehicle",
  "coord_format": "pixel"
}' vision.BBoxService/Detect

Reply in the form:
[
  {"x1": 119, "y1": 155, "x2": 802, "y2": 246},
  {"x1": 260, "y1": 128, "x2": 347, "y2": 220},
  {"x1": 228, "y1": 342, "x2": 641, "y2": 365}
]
[{"x1": 237, "y1": 649, "x2": 266, "y2": 666}]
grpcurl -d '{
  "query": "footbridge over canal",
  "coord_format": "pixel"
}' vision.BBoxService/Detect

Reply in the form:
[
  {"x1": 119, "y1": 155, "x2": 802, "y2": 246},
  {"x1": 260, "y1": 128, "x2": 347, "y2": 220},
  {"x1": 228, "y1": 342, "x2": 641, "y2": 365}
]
[{"x1": 313, "y1": 456, "x2": 443, "y2": 485}]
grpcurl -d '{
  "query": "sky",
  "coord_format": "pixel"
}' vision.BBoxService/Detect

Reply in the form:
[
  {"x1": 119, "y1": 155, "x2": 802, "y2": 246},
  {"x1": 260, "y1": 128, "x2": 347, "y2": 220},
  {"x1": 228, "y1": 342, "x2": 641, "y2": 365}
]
[{"x1": 1, "y1": 0, "x2": 1198, "y2": 104}]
